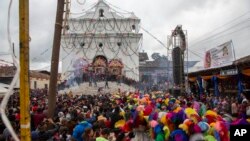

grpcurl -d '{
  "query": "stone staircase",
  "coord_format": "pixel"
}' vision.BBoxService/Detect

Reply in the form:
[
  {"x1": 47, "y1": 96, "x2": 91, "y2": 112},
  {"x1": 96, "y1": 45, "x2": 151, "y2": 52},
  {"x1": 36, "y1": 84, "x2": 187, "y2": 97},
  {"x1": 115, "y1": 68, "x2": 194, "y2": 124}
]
[{"x1": 58, "y1": 81, "x2": 135, "y2": 95}]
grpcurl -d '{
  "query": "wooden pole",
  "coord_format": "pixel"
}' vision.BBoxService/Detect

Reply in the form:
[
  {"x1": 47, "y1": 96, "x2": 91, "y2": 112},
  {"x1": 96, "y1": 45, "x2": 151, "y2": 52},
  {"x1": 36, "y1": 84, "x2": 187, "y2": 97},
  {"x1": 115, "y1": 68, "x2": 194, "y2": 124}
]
[
  {"x1": 19, "y1": 0, "x2": 31, "y2": 140},
  {"x1": 47, "y1": 0, "x2": 65, "y2": 118}
]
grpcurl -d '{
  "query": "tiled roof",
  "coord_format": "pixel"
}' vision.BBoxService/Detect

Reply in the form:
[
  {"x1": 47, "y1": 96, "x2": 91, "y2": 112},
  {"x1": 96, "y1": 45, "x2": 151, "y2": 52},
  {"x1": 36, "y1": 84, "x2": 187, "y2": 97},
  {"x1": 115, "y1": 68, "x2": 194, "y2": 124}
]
[
  {"x1": 0, "y1": 66, "x2": 60, "y2": 80},
  {"x1": 234, "y1": 55, "x2": 250, "y2": 65},
  {"x1": 0, "y1": 66, "x2": 16, "y2": 77},
  {"x1": 30, "y1": 70, "x2": 50, "y2": 79}
]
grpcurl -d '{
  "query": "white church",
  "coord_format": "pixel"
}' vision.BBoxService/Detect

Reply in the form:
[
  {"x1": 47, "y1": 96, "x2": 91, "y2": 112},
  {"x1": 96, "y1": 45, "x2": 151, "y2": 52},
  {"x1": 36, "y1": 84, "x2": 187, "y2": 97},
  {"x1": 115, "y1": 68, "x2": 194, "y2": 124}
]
[{"x1": 61, "y1": 0, "x2": 142, "y2": 81}]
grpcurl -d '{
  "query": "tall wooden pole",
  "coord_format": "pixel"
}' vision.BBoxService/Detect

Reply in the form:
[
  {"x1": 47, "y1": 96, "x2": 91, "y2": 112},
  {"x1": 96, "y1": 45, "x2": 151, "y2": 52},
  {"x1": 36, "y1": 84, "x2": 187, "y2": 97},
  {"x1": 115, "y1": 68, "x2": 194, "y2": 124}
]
[
  {"x1": 19, "y1": 0, "x2": 31, "y2": 140},
  {"x1": 48, "y1": 0, "x2": 65, "y2": 118}
]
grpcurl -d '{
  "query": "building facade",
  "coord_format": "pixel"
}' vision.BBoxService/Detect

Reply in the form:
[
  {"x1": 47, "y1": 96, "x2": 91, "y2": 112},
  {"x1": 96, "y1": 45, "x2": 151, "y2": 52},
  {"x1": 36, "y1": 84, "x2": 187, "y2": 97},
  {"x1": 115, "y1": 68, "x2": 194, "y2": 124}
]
[
  {"x1": 30, "y1": 71, "x2": 50, "y2": 89},
  {"x1": 61, "y1": 0, "x2": 142, "y2": 81},
  {"x1": 0, "y1": 66, "x2": 61, "y2": 90},
  {"x1": 0, "y1": 66, "x2": 16, "y2": 84}
]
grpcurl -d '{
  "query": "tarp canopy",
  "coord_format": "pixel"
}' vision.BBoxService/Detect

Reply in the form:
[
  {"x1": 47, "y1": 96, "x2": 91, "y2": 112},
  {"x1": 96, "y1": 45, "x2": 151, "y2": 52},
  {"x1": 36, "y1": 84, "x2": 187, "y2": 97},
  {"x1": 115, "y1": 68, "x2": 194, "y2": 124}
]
[
  {"x1": 0, "y1": 83, "x2": 10, "y2": 88},
  {"x1": 0, "y1": 82, "x2": 19, "y2": 89},
  {"x1": 242, "y1": 69, "x2": 250, "y2": 76}
]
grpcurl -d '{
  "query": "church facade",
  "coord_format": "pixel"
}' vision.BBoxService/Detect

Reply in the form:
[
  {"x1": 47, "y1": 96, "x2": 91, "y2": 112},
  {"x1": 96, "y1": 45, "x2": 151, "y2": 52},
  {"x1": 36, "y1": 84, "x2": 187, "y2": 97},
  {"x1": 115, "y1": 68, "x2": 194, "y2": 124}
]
[{"x1": 61, "y1": 0, "x2": 142, "y2": 81}]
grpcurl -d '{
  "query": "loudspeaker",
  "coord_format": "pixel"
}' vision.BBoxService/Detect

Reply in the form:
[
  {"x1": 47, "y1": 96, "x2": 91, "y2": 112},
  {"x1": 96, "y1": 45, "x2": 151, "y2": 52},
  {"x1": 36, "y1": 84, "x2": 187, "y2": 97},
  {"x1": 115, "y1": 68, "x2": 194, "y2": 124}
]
[{"x1": 172, "y1": 47, "x2": 184, "y2": 87}]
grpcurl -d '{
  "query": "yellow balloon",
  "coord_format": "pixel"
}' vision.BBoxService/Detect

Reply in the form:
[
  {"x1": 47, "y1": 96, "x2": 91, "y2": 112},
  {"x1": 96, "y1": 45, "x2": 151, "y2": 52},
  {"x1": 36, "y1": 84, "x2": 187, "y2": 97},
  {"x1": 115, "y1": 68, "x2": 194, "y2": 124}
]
[
  {"x1": 205, "y1": 110, "x2": 218, "y2": 117},
  {"x1": 185, "y1": 108, "x2": 198, "y2": 118},
  {"x1": 164, "y1": 98, "x2": 169, "y2": 105},
  {"x1": 161, "y1": 115, "x2": 167, "y2": 125},
  {"x1": 163, "y1": 126, "x2": 170, "y2": 139},
  {"x1": 115, "y1": 120, "x2": 126, "y2": 128},
  {"x1": 179, "y1": 124, "x2": 188, "y2": 134}
]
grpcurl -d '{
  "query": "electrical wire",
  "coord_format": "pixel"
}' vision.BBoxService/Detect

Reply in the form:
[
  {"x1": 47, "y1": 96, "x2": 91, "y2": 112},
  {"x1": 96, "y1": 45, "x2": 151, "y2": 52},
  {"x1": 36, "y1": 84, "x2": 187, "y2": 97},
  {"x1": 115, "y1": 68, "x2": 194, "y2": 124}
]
[
  {"x1": 191, "y1": 11, "x2": 250, "y2": 44},
  {"x1": 139, "y1": 25, "x2": 168, "y2": 50},
  {"x1": 188, "y1": 49, "x2": 204, "y2": 59},
  {"x1": 70, "y1": 2, "x2": 96, "y2": 15},
  {"x1": 190, "y1": 18, "x2": 250, "y2": 48},
  {"x1": 103, "y1": 0, "x2": 132, "y2": 14},
  {"x1": 189, "y1": 24, "x2": 250, "y2": 56}
]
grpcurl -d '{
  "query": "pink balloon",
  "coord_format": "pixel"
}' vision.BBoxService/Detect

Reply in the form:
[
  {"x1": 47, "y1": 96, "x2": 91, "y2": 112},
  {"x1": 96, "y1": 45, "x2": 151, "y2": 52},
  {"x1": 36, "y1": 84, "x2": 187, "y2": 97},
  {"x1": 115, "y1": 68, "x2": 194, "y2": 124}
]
[{"x1": 150, "y1": 120, "x2": 158, "y2": 128}]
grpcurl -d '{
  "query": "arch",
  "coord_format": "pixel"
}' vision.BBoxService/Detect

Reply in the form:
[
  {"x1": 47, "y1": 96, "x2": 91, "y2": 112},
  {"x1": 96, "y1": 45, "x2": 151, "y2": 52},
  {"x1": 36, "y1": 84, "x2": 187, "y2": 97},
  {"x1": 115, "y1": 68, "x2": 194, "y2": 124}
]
[
  {"x1": 92, "y1": 55, "x2": 108, "y2": 74},
  {"x1": 108, "y1": 59, "x2": 123, "y2": 75},
  {"x1": 108, "y1": 59, "x2": 123, "y2": 68},
  {"x1": 99, "y1": 9, "x2": 104, "y2": 17}
]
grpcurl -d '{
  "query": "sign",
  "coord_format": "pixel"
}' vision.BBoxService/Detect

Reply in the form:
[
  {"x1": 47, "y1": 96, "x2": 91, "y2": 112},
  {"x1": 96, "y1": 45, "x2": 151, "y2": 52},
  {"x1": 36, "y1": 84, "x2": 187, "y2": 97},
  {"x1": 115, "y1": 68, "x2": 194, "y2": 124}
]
[
  {"x1": 204, "y1": 41, "x2": 234, "y2": 68},
  {"x1": 220, "y1": 68, "x2": 238, "y2": 76}
]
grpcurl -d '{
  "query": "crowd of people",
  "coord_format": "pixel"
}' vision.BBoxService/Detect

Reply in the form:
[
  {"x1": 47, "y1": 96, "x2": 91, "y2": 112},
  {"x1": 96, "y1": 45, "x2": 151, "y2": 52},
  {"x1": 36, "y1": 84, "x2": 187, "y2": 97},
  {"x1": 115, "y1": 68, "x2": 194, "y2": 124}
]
[
  {"x1": 58, "y1": 73, "x2": 138, "y2": 91},
  {"x1": 0, "y1": 86, "x2": 250, "y2": 141}
]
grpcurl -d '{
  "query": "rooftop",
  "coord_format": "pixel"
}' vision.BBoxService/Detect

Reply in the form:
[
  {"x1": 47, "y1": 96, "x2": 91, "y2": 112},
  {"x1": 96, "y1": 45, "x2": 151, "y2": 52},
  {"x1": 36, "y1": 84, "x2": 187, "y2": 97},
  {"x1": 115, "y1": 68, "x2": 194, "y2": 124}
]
[{"x1": 139, "y1": 52, "x2": 149, "y2": 61}]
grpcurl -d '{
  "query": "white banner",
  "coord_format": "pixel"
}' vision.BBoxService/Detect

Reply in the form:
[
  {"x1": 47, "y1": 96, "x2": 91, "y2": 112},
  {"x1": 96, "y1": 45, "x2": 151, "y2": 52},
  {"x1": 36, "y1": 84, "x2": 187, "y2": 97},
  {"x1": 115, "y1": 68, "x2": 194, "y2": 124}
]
[{"x1": 204, "y1": 41, "x2": 234, "y2": 68}]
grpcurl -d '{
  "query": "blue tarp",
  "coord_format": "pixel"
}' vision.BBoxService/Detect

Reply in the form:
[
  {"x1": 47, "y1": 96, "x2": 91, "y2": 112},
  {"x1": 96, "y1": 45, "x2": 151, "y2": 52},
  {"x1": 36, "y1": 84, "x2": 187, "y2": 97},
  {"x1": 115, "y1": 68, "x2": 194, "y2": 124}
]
[
  {"x1": 212, "y1": 76, "x2": 219, "y2": 96},
  {"x1": 237, "y1": 73, "x2": 244, "y2": 96},
  {"x1": 197, "y1": 76, "x2": 203, "y2": 95}
]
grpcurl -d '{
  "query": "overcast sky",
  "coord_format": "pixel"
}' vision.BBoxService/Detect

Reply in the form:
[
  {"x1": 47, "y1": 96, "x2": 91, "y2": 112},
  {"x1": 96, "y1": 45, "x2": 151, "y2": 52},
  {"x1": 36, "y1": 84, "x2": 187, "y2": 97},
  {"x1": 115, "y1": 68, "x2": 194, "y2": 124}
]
[{"x1": 0, "y1": 0, "x2": 249, "y2": 71}]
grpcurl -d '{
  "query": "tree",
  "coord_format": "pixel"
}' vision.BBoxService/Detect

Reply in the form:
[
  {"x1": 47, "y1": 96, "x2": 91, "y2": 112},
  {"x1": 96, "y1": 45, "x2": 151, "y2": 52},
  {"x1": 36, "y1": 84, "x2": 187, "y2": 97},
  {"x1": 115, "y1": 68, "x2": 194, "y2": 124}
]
[{"x1": 151, "y1": 53, "x2": 160, "y2": 60}]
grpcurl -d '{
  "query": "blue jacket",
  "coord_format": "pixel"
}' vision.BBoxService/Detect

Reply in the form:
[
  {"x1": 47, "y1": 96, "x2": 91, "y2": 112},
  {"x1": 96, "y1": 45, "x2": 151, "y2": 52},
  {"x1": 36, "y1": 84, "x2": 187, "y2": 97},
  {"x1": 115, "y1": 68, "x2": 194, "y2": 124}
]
[{"x1": 72, "y1": 121, "x2": 92, "y2": 141}]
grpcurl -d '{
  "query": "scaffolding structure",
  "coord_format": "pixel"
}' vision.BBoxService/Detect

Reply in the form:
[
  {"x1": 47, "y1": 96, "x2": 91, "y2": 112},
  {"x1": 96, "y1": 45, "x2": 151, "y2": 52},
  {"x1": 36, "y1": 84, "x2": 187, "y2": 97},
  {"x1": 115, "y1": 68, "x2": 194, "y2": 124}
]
[{"x1": 167, "y1": 25, "x2": 188, "y2": 95}]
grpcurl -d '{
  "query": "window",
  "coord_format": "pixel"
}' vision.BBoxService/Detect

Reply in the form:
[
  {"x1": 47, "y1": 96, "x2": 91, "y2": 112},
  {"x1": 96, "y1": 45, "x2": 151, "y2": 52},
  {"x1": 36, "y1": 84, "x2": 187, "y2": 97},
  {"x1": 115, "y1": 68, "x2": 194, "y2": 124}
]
[
  {"x1": 34, "y1": 81, "x2": 37, "y2": 89},
  {"x1": 80, "y1": 42, "x2": 85, "y2": 47},
  {"x1": 99, "y1": 9, "x2": 104, "y2": 17},
  {"x1": 45, "y1": 84, "x2": 48, "y2": 89},
  {"x1": 117, "y1": 42, "x2": 122, "y2": 46},
  {"x1": 99, "y1": 43, "x2": 103, "y2": 48},
  {"x1": 132, "y1": 25, "x2": 136, "y2": 32}
]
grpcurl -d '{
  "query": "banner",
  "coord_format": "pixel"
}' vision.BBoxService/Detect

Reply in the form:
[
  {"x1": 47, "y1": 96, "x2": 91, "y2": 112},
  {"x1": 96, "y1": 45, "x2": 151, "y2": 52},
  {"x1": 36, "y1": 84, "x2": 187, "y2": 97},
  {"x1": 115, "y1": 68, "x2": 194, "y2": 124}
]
[
  {"x1": 204, "y1": 41, "x2": 234, "y2": 68},
  {"x1": 220, "y1": 68, "x2": 238, "y2": 76}
]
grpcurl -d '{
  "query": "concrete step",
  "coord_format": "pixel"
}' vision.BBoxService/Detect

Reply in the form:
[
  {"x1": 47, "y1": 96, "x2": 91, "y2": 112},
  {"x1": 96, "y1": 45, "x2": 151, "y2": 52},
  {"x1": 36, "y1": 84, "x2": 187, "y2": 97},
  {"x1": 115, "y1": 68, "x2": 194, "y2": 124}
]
[{"x1": 58, "y1": 81, "x2": 135, "y2": 95}]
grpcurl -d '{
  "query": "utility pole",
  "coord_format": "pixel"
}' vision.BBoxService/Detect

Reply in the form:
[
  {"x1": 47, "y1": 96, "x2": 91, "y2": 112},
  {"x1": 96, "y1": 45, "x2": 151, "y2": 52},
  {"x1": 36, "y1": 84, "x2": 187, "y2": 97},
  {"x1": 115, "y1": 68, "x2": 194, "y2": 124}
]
[
  {"x1": 19, "y1": 0, "x2": 31, "y2": 140},
  {"x1": 48, "y1": 0, "x2": 65, "y2": 118}
]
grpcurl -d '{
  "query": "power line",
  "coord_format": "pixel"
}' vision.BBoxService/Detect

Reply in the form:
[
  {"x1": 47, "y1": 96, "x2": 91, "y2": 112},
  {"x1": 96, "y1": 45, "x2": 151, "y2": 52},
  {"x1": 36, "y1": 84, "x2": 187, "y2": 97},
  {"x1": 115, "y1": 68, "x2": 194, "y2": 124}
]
[
  {"x1": 190, "y1": 24, "x2": 250, "y2": 53},
  {"x1": 70, "y1": 1, "x2": 96, "y2": 15},
  {"x1": 139, "y1": 25, "x2": 168, "y2": 50},
  {"x1": 188, "y1": 49, "x2": 203, "y2": 59},
  {"x1": 191, "y1": 19, "x2": 250, "y2": 47},
  {"x1": 190, "y1": 11, "x2": 250, "y2": 44},
  {"x1": 190, "y1": 11, "x2": 250, "y2": 47},
  {"x1": 103, "y1": 0, "x2": 132, "y2": 14}
]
